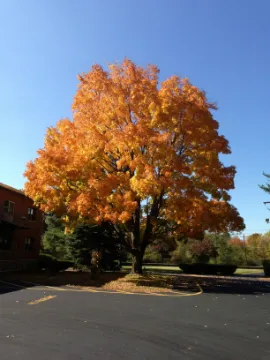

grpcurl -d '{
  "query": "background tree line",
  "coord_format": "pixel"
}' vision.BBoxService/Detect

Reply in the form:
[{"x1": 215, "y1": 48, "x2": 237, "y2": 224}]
[
  {"x1": 42, "y1": 214, "x2": 269, "y2": 268},
  {"x1": 171, "y1": 232, "x2": 270, "y2": 266}
]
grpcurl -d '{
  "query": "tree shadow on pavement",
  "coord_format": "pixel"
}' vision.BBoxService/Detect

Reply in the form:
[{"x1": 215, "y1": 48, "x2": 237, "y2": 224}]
[
  {"x1": 0, "y1": 271, "x2": 127, "y2": 291},
  {"x1": 3, "y1": 271, "x2": 269, "y2": 296},
  {"x1": 174, "y1": 275, "x2": 270, "y2": 295},
  {"x1": 0, "y1": 277, "x2": 36, "y2": 295}
]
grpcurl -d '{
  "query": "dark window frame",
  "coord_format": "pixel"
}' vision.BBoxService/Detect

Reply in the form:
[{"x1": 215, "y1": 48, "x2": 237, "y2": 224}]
[
  {"x1": 27, "y1": 207, "x2": 36, "y2": 221},
  {"x1": 3, "y1": 200, "x2": 15, "y2": 216},
  {"x1": 0, "y1": 236, "x2": 12, "y2": 251},
  {"x1": 24, "y1": 237, "x2": 34, "y2": 252}
]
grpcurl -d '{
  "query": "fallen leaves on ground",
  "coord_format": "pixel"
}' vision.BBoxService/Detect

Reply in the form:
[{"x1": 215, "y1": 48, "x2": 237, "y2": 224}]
[
  {"x1": 67, "y1": 274, "x2": 175, "y2": 294},
  {"x1": 102, "y1": 274, "x2": 174, "y2": 293}
]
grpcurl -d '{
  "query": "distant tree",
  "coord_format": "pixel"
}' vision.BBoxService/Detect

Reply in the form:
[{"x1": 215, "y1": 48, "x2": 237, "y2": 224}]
[
  {"x1": 246, "y1": 232, "x2": 270, "y2": 263},
  {"x1": 151, "y1": 237, "x2": 177, "y2": 262},
  {"x1": 189, "y1": 238, "x2": 218, "y2": 263},
  {"x1": 246, "y1": 233, "x2": 262, "y2": 247},
  {"x1": 229, "y1": 236, "x2": 245, "y2": 247},
  {"x1": 171, "y1": 241, "x2": 191, "y2": 264},
  {"x1": 171, "y1": 237, "x2": 217, "y2": 264},
  {"x1": 205, "y1": 232, "x2": 231, "y2": 247},
  {"x1": 149, "y1": 220, "x2": 178, "y2": 262},
  {"x1": 202, "y1": 233, "x2": 247, "y2": 265}
]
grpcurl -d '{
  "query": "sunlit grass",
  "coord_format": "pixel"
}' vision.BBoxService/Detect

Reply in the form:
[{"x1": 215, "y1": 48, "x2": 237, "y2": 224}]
[
  {"x1": 123, "y1": 265, "x2": 264, "y2": 276},
  {"x1": 235, "y1": 268, "x2": 263, "y2": 275},
  {"x1": 122, "y1": 265, "x2": 180, "y2": 272}
]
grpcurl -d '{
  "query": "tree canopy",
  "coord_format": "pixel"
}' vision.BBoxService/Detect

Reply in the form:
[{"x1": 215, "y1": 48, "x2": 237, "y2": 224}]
[{"x1": 24, "y1": 58, "x2": 244, "y2": 273}]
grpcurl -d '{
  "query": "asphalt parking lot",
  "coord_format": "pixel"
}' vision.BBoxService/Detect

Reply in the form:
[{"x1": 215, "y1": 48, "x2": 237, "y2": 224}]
[{"x1": 0, "y1": 279, "x2": 270, "y2": 360}]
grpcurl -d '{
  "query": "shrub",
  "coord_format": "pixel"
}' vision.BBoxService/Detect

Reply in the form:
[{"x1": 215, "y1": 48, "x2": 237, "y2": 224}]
[
  {"x1": 189, "y1": 238, "x2": 218, "y2": 263},
  {"x1": 38, "y1": 254, "x2": 57, "y2": 271},
  {"x1": 263, "y1": 260, "x2": 270, "y2": 277},
  {"x1": 179, "y1": 263, "x2": 237, "y2": 276},
  {"x1": 171, "y1": 238, "x2": 218, "y2": 264},
  {"x1": 143, "y1": 246, "x2": 163, "y2": 263},
  {"x1": 66, "y1": 223, "x2": 126, "y2": 270},
  {"x1": 42, "y1": 215, "x2": 68, "y2": 259},
  {"x1": 101, "y1": 257, "x2": 122, "y2": 271},
  {"x1": 56, "y1": 260, "x2": 74, "y2": 272},
  {"x1": 38, "y1": 254, "x2": 73, "y2": 272},
  {"x1": 171, "y1": 242, "x2": 191, "y2": 263}
]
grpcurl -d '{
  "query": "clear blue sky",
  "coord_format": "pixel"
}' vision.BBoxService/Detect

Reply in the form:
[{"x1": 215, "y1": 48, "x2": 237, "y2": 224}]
[{"x1": 1, "y1": 0, "x2": 270, "y2": 236}]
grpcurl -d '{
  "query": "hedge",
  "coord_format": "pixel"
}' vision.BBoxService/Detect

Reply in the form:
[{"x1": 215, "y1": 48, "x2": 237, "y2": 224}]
[
  {"x1": 38, "y1": 254, "x2": 56, "y2": 270},
  {"x1": 38, "y1": 254, "x2": 73, "y2": 272},
  {"x1": 56, "y1": 260, "x2": 74, "y2": 272},
  {"x1": 179, "y1": 263, "x2": 237, "y2": 276},
  {"x1": 263, "y1": 260, "x2": 270, "y2": 277}
]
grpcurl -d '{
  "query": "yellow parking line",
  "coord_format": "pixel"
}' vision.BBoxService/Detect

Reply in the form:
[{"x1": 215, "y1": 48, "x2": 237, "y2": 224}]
[
  {"x1": 82, "y1": 289, "x2": 167, "y2": 296},
  {"x1": 64, "y1": 285, "x2": 175, "y2": 296},
  {"x1": 195, "y1": 281, "x2": 203, "y2": 294},
  {"x1": 28, "y1": 295, "x2": 57, "y2": 305},
  {"x1": 64, "y1": 285, "x2": 203, "y2": 297},
  {"x1": 64, "y1": 286, "x2": 154, "y2": 296}
]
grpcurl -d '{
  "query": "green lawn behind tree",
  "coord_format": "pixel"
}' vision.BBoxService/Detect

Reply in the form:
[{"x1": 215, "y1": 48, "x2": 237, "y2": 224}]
[{"x1": 122, "y1": 265, "x2": 264, "y2": 276}]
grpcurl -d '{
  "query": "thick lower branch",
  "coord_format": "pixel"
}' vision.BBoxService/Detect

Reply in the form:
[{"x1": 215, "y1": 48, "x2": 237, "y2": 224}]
[{"x1": 142, "y1": 190, "x2": 164, "y2": 250}]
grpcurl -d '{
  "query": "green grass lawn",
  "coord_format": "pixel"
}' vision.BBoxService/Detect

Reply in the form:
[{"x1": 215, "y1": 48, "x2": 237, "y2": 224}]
[
  {"x1": 122, "y1": 265, "x2": 264, "y2": 276},
  {"x1": 122, "y1": 265, "x2": 180, "y2": 272},
  {"x1": 235, "y1": 268, "x2": 264, "y2": 275}
]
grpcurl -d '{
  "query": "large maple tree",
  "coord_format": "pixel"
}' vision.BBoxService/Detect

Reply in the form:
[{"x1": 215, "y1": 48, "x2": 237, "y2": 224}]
[{"x1": 24, "y1": 59, "x2": 244, "y2": 273}]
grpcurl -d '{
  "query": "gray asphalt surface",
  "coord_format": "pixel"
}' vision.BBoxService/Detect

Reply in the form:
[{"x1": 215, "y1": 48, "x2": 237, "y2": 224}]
[{"x1": 1, "y1": 280, "x2": 270, "y2": 360}]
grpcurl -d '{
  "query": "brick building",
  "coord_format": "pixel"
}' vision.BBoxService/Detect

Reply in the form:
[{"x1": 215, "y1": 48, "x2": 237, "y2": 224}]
[{"x1": 0, "y1": 182, "x2": 43, "y2": 271}]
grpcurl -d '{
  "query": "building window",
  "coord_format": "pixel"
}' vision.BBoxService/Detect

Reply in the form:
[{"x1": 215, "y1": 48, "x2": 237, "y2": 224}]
[
  {"x1": 3, "y1": 201, "x2": 15, "y2": 216},
  {"x1": 24, "y1": 237, "x2": 34, "y2": 251},
  {"x1": 28, "y1": 208, "x2": 36, "y2": 221},
  {"x1": 0, "y1": 236, "x2": 12, "y2": 250}
]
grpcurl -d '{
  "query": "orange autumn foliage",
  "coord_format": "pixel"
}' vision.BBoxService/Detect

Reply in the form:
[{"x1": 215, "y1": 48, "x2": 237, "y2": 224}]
[
  {"x1": 24, "y1": 58, "x2": 244, "y2": 243},
  {"x1": 229, "y1": 236, "x2": 246, "y2": 248}
]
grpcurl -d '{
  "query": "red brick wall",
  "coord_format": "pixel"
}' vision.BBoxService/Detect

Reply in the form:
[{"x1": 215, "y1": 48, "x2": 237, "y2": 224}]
[{"x1": 0, "y1": 185, "x2": 44, "y2": 264}]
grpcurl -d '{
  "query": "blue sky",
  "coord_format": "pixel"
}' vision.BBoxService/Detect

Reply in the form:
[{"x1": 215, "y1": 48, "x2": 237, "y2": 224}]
[{"x1": 1, "y1": 0, "x2": 270, "y2": 235}]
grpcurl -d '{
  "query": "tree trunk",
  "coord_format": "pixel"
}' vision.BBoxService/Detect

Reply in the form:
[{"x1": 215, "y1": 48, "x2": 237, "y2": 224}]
[
  {"x1": 131, "y1": 250, "x2": 143, "y2": 274},
  {"x1": 90, "y1": 250, "x2": 101, "y2": 280}
]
